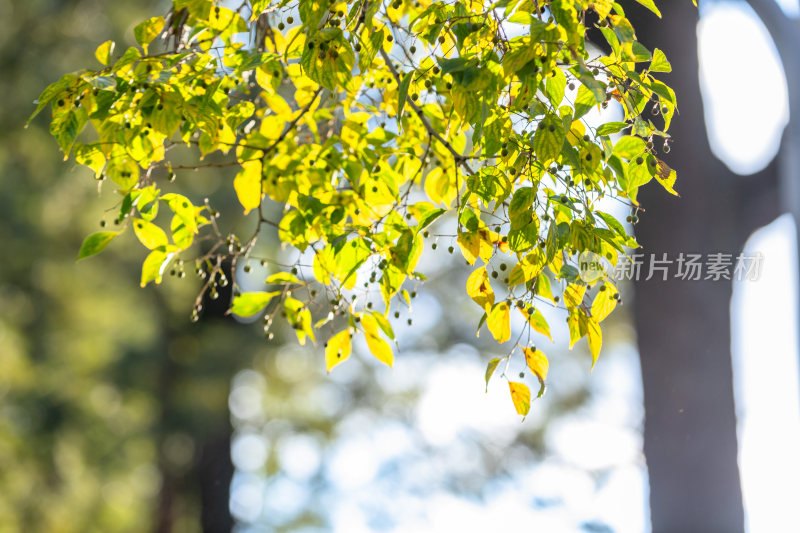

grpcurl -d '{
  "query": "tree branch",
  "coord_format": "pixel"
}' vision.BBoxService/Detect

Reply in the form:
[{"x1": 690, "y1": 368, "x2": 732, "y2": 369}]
[{"x1": 379, "y1": 48, "x2": 475, "y2": 176}]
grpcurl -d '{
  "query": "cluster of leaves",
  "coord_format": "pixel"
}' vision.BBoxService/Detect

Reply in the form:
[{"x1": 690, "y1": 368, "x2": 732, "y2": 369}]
[{"x1": 34, "y1": 0, "x2": 678, "y2": 417}]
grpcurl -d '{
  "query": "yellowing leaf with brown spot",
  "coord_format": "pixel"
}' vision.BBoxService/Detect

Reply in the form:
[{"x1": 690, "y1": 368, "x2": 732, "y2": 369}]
[
  {"x1": 487, "y1": 302, "x2": 511, "y2": 343},
  {"x1": 466, "y1": 266, "x2": 495, "y2": 312},
  {"x1": 325, "y1": 329, "x2": 352, "y2": 372},
  {"x1": 361, "y1": 313, "x2": 394, "y2": 367},
  {"x1": 508, "y1": 381, "x2": 531, "y2": 416}
]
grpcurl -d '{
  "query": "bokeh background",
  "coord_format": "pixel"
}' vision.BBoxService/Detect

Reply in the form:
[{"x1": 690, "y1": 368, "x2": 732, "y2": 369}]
[{"x1": 2, "y1": 1, "x2": 799, "y2": 532}]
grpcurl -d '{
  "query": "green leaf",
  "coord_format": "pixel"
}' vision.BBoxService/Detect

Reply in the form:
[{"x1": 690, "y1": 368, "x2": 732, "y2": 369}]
[
  {"x1": 416, "y1": 207, "x2": 445, "y2": 230},
  {"x1": 634, "y1": 0, "x2": 662, "y2": 18},
  {"x1": 613, "y1": 135, "x2": 647, "y2": 159},
  {"x1": 533, "y1": 114, "x2": 566, "y2": 163},
  {"x1": 596, "y1": 211, "x2": 627, "y2": 238},
  {"x1": 545, "y1": 68, "x2": 566, "y2": 108},
  {"x1": 520, "y1": 306, "x2": 552, "y2": 341},
  {"x1": 50, "y1": 107, "x2": 87, "y2": 157},
  {"x1": 485, "y1": 357, "x2": 501, "y2": 392},
  {"x1": 230, "y1": 291, "x2": 279, "y2": 317},
  {"x1": 161, "y1": 194, "x2": 197, "y2": 236},
  {"x1": 372, "y1": 311, "x2": 395, "y2": 340},
  {"x1": 299, "y1": 0, "x2": 327, "y2": 28},
  {"x1": 574, "y1": 83, "x2": 601, "y2": 119},
  {"x1": 105, "y1": 156, "x2": 139, "y2": 190},
  {"x1": 77, "y1": 231, "x2": 120, "y2": 260},
  {"x1": 509, "y1": 187, "x2": 536, "y2": 229},
  {"x1": 358, "y1": 27, "x2": 384, "y2": 71},
  {"x1": 397, "y1": 71, "x2": 413, "y2": 123},
  {"x1": 596, "y1": 122, "x2": 629, "y2": 136},
  {"x1": 171, "y1": 214, "x2": 194, "y2": 250}
]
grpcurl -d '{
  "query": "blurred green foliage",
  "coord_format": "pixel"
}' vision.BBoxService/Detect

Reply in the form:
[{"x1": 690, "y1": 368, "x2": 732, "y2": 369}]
[{"x1": 0, "y1": 1, "x2": 264, "y2": 530}]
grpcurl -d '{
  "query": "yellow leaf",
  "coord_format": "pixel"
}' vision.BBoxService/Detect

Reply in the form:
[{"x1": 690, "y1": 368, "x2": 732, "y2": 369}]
[
  {"x1": 466, "y1": 266, "x2": 495, "y2": 312},
  {"x1": 563, "y1": 283, "x2": 586, "y2": 309},
  {"x1": 75, "y1": 143, "x2": 106, "y2": 177},
  {"x1": 265, "y1": 93, "x2": 293, "y2": 118},
  {"x1": 284, "y1": 297, "x2": 315, "y2": 345},
  {"x1": 361, "y1": 313, "x2": 393, "y2": 366},
  {"x1": 457, "y1": 231, "x2": 481, "y2": 265},
  {"x1": 230, "y1": 291, "x2": 279, "y2": 317},
  {"x1": 140, "y1": 249, "x2": 173, "y2": 287},
  {"x1": 523, "y1": 347, "x2": 548, "y2": 397},
  {"x1": 312, "y1": 247, "x2": 335, "y2": 285},
  {"x1": 508, "y1": 249, "x2": 545, "y2": 287},
  {"x1": 487, "y1": 302, "x2": 511, "y2": 343},
  {"x1": 95, "y1": 40, "x2": 115, "y2": 65},
  {"x1": 508, "y1": 381, "x2": 531, "y2": 416},
  {"x1": 133, "y1": 218, "x2": 168, "y2": 250},
  {"x1": 325, "y1": 329, "x2": 352, "y2": 372},
  {"x1": 233, "y1": 160, "x2": 263, "y2": 214},
  {"x1": 591, "y1": 283, "x2": 618, "y2": 322},
  {"x1": 587, "y1": 318, "x2": 602, "y2": 369},
  {"x1": 567, "y1": 309, "x2": 585, "y2": 348}
]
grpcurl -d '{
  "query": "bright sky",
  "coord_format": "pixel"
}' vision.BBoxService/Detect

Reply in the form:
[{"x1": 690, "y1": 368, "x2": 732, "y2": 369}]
[{"x1": 699, "y1": 2, "x2": 800, "y2": 533}]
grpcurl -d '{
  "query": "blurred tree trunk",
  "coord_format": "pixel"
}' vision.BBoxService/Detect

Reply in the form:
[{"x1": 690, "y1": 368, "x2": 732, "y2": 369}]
[
  {"x1": 626, "y1": 2, "x2": 779, "y2": 531},
  {"x1": 154, "y1": 265, "x2": 237, "y2": 533}
]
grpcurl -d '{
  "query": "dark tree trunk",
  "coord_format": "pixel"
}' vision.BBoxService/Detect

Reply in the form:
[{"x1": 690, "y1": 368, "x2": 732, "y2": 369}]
[
  {"x1": 626, "y1": 2, "x2": 779, "y2": 531},
  {"x1": 153, "y1": 263, "x2": 237, "y2": 533},
  {"x1": 198, "y1": 433, "x2": 235, "y2": 533}
]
